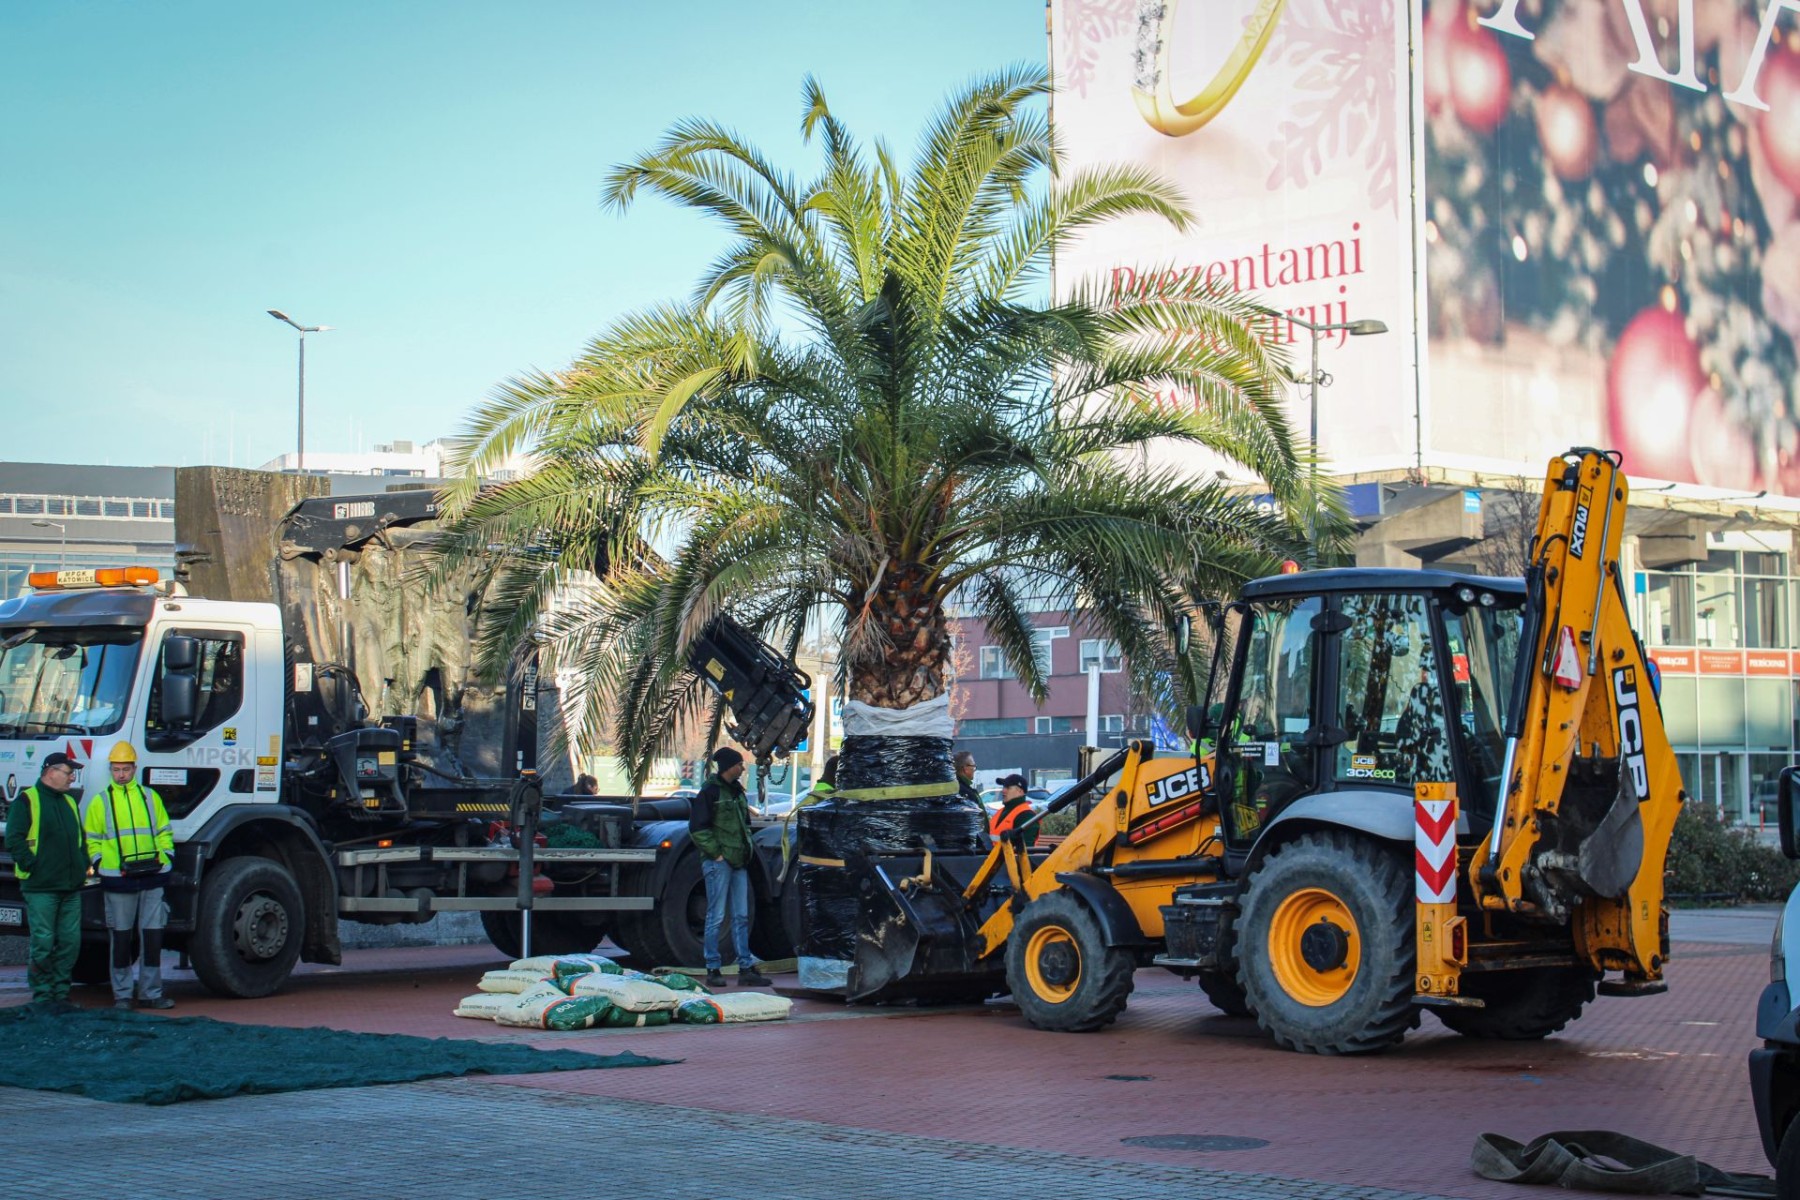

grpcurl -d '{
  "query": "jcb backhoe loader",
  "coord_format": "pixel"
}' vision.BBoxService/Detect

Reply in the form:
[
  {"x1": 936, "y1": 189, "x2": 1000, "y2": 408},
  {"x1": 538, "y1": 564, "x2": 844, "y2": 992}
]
[{"x1": 848, "y1": 447, "x2": 1683, "y2": 1053}]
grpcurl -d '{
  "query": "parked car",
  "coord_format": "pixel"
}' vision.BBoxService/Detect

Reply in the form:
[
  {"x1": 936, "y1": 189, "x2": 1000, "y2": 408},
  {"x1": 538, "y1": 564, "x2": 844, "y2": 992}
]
[{"x1": 1750, "y1": 767, "x2": 1800, "y2": 1188}]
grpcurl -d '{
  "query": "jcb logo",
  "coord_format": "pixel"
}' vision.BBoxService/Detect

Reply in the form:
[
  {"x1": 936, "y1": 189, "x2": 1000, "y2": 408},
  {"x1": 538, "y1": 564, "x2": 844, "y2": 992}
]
[
  {"x1": 1145, "y1": 765, "x2": 1205, "y2": 808},
  {"x1": 1570, "y1": 485, "x2": 1593, "y2": 558},
  {"x1": 1613, "y1": 666, "x2": 1649, "y2": 802}
]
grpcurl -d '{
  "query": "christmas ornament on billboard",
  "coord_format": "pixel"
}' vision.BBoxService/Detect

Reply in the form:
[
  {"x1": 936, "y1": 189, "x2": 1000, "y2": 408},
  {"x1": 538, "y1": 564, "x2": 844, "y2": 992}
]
[
  {"x1": 1605, "y1": 304, "x2": 1707, "y2": 482},
  {"x1": 1423, "y1": 2, "x2": 1457, "y2": 115},
  {"x1": 1686, "y1": 385, "x2": 1760, "y2": 488},
  {"x1": 1756, "y1": 42, "x2": 1800, "y2": 197},
  {"x1": 1536, "y1": 83, "x2": 1599, "y2": 181},
  {"x1": 1130, "y1": 0, "x2": 1288, "y2": 137},
  {"x1": 1449, "y1": 21, "x2": 1511, "y2": 134}
]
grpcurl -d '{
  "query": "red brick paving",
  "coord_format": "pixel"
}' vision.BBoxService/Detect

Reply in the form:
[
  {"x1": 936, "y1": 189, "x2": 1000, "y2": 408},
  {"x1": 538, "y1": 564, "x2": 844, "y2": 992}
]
[{"x1": 2, "y1": 938, "x2": 1773, "y2": 1199}]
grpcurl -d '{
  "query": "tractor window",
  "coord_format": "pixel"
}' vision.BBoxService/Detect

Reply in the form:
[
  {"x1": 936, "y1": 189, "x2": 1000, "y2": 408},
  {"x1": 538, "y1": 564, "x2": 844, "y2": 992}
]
[
  {"x1": 1218, "y1": 597, "x2": 1320, "y2": 845},
  {"x1": 1443, "y1": 599, "x2": 1525, "y2": 823},
  {"x1": 1332, "y1": 593, "x2": 1454, "y2": 792}
]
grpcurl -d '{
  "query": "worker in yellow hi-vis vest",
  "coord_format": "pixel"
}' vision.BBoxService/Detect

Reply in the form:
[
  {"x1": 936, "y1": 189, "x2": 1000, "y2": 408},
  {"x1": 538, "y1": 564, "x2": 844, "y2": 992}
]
[
  {"x1": 3, "y1": 751, "x2": 91, "y2": 1010},
  {"x1": 83, "y1": 743, "x2": 175, "y2": 1010}
]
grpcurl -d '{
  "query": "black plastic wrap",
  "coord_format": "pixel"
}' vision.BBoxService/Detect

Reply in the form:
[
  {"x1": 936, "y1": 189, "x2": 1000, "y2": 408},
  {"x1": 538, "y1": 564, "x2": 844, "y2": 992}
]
[
  {"x1": 835, "y1": 734, "x2": 956, "y2": 796},
  {"x1": 795, "y1": 731, "x2": 990, "y2": 967}
]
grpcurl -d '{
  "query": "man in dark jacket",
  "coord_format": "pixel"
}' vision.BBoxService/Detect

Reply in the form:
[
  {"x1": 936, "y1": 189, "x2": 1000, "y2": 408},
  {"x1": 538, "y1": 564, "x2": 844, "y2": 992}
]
[
  {"x1": 3, "y1": 752, "x2": 92, "y2": 1010},
  {"x1": 689, "y1": 747, "x2": 771, "y2": 989}
]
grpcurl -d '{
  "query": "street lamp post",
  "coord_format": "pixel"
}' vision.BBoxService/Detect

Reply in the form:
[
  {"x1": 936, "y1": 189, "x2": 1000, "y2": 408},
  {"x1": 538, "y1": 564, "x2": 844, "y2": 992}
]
[
  {"x1": 30, "y1": 519, "x2": 67, "y2": 570},
  {"x1": 1282, "y1": 315, "x2": 1389, "y2": 564},
  {"x1": 267, "y1": 310, "x2": 333, "y2": 473}
]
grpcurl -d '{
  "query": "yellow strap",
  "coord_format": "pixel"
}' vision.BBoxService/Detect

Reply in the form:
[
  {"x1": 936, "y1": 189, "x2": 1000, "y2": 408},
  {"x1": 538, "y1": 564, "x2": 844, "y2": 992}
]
[
  {"x1": 797, "y1": 854, "x2": 846, "y2": 868},
  {"x1": 832, "y1": 781, "x2": 961, "y2": 802}
]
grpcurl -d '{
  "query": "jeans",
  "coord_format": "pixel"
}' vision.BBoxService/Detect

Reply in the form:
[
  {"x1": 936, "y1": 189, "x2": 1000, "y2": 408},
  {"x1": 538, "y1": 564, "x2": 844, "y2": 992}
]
[
  {"x1": 103, "y1": 887, "x2": 169, "y2": 1001},
  {"x1": 700, "y1": 857, "x2": 753, "y2": 971},
  {"x1": 24, "y1": 890, "x2": 82, "y2": 1003}
]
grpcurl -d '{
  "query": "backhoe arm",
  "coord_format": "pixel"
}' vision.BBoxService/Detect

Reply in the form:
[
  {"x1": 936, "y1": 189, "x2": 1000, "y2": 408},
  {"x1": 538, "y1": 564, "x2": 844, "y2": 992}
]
[{"x1": 1472, "y1": 449, "x2": 1681, "y2": 984}]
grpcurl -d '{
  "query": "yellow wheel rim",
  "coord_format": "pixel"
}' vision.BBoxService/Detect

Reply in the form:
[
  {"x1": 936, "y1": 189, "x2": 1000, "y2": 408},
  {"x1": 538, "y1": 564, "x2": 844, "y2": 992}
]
[
  {"x1": 1024, "y1": 924, "x2": 1081, "y2": 1003},
  {"x1": 1267, "y1": 887, "x2": 1361, "y2": 1007}
]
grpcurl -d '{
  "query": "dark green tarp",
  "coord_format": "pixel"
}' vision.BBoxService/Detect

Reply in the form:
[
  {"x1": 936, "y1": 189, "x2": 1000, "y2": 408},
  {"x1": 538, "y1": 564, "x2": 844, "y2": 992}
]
[{"x1": 0, "y1": 1005, "x2": 673, "y2": 1105}]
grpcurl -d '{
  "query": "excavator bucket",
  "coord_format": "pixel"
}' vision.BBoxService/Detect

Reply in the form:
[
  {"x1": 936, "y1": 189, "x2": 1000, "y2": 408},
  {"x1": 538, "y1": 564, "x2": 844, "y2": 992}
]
[
  {"x1": 1576, "y1": 757, "x2": 1647, "y2": 900},
  {"x1": 845, "y1": 850, "x2": 1006, "y2": 1002}
]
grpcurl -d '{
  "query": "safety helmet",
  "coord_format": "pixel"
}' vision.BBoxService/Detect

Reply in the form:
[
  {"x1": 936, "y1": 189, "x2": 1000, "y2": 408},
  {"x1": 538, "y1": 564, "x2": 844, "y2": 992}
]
[{"x1": 108, "y1": 742, "x2": 138, "y2": 765}]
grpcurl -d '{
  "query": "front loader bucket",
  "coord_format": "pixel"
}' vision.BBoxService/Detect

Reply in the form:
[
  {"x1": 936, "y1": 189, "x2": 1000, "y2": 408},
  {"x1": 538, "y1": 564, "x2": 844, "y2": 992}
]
[{"x1": 846, "y1": 851, "x2": 1006, "y2": 1003}]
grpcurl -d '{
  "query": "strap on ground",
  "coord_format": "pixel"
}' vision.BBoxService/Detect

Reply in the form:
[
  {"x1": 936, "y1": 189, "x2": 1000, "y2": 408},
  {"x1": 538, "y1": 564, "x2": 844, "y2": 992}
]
[{"x1": 1472, "y1": 1131, "x2": 1774, "y2": 1197}]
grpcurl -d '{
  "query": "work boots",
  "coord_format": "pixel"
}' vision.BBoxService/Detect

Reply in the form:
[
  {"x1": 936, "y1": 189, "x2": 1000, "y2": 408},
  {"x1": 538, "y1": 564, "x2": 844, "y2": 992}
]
[
  {"x1": 738, "y1": 965, "x2": 771, "y2": 987},
  {"x1": 705, "y1": 969, "x2": 729, "y2": 990}
]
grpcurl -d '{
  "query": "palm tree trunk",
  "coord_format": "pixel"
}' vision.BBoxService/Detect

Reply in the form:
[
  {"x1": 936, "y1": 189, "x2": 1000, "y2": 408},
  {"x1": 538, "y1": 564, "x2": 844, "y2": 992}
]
[{"x1": 795, "y1": 568, "x2": 985, "y2": 994}]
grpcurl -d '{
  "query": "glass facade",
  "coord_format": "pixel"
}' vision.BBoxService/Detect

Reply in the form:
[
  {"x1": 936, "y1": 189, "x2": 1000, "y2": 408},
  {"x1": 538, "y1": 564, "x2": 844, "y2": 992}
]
[{"x1": 1637, "y1": 546, "x2": 1798, "y2": 824}]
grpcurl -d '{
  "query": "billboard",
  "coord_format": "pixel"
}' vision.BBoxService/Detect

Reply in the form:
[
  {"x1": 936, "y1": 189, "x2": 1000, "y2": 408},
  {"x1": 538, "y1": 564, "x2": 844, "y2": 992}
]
[
  {"x1": 1051, "y1": 0, "x2": 1419, "y2": 475},
  {"x1": 1050, "y1": 0, "x2": 1800, "y2": 494}
]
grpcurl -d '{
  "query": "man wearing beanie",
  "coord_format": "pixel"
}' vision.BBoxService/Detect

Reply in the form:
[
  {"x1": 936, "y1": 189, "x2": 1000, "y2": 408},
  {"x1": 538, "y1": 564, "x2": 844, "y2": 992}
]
[{"x1": 688, "y1": 746, "x2": 770, "y2": 989}]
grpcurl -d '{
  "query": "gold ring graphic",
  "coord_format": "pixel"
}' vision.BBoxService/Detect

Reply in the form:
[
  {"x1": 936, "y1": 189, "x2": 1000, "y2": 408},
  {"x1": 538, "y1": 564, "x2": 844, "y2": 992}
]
[{"x1": 1131, "y1": 0, "x2": 1288, "y2": 138}]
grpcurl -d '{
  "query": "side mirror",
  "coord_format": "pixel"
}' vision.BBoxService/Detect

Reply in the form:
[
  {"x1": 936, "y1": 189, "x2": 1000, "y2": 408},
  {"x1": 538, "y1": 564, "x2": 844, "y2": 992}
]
[
  {"x1": 1176, "y1": 615, "x2": 1192, "y2": 657},
  {"x1": 160, "y1": 636, "x2": 199, "y2": 729},
  {"x1": 1780, "y1": 766, "x2": 1800, "y2": 861}
]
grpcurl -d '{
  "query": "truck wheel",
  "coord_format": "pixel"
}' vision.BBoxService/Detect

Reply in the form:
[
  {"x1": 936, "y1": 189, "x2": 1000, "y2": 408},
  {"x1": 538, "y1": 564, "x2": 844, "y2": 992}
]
[
  {"x1": 1005, "y1": 891, "x2": 1136, "y2": 1032},
  {"x1": 1235, "y1": 831, "x2": 1419, "y2": 1055},
  {"x1": 617, "y1": 853, "x2": 736, "y2": 969},
  {"x1": 189, "y1": 856, "x2": 304, "y2": 999},
  {"x1": 71, "y1": 938, "x2": 122, "y2": 988},
  {"x1": 1435, "y1": 967, "x2": 1598, "y2": 1040},
  {"x1": 749, "y1": 875, "x2": 803, "y2": 962},
  {"x1": 1778, "y1": 1108, "x2": 1800, "y2": 1200},
  {"x1": 480, "y1": 911, "x2": 601, "y2": 961}
]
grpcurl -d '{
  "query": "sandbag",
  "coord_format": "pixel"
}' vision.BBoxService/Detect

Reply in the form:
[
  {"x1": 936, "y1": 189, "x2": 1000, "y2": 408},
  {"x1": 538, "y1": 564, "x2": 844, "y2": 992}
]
[
  {"x1": 569, "y1": 973, "x2": 685, "y2": 1012},
  {"x1": 597, "y1": 1008, "x2": 673, "y2": 1028},
  {"x1": 477, "y1": 969, "x2": 554, "y2": 994},
  {"x1": 552, "y1": 954, "x2": 627, "y2": 984},
  {"x1": 677, "y1": 993, "x2": 794, "y2": 1024},
  {"x1": 497, "y1": 989, "x2": 616, "y2": 1031},
  {"x1": 510, "y1": 955, "x2": 570, "y2": 973},
  {"x1": 650, "y1": 971, "x2": 712, "y2": 993},
  {"x1": 453, "y1": 993, "x2": 524, "y2": 1021}
]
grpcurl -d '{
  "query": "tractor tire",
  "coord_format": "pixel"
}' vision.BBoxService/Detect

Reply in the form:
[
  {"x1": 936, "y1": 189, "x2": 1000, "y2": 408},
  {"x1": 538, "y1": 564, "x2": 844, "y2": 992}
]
[
  {"x1": 1196, "y1": 968, "x2": 1253, "y2": 1017},
  {"x1": 1005, "y1": 891, "x2": 1136, "y2": 1032},
  {"x1": 1435, "y1": 966, "x2": 1599, "y2": 1040},
  {"x1": 1777, "y1": 1105, "x2": 1800, "y2": 1200},
  {"x1": 1235, "y1": 831, "x2": 1420, "y2": 1055},
  {"x1": 189, "y1": 856, "x2": 305, "y2": 999},
  {"x1": 480, "y1": 910, "x2": 601, "y2": 961}
]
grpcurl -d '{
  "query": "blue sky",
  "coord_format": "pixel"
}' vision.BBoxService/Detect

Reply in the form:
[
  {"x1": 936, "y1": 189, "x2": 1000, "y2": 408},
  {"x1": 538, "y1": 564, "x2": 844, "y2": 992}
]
[{"x1": 0, "y1": 2, "x2": 1043, "y2": 467}]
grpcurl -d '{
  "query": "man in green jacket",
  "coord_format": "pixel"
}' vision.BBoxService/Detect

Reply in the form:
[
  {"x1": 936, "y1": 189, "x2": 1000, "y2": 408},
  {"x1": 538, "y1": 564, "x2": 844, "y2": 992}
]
[
  {"x1": 688, "y1": 746, "x2": 770, "y2": 990},
  {"x1": 4, "y1": 752, "x2": 92, "y2": 1009}
]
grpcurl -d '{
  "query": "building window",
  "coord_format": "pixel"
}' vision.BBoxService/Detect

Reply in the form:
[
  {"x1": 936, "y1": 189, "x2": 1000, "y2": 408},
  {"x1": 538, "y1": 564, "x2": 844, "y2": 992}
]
[
  {"x1": 103, "y1": 501, "x2": 128, "y2": 517},
  {"x1": 1100, "y1": 714, "x2": 1125, "y2": 734},
  {"x1": 14, "y1": 497, "x2": 43, "y2": 515},
  {"x1": 1029, "y1": 626, "x2": 1068, "y2": 675},
  {"x1": 958, "y1": 717, "x2": 1030, "y2": 738},
  {"x1": 0, "y1": 498, "x2": 12, "y2": 514},
  {"x1": 1034, "y1": 716, "x2": 1076, "y2": 734},
  {"x1": 131, "y1": 501, "x2": 152, "y2": 518},
  {"x1": 1079, "y1": 639, "x2": 1122, "y2": 673},
  {"x1": 979, "y1": 646, "x2": 1014, "y2": 679},
  {"x1": 159, "y1": 502, "x2": 175, "y2": 518}
]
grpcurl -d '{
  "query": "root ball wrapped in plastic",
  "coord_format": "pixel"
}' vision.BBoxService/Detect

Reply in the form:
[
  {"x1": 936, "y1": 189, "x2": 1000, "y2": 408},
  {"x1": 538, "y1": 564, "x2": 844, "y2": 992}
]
[{"x1": 795, "y1": 698, "x2": 988, "y2": 990}]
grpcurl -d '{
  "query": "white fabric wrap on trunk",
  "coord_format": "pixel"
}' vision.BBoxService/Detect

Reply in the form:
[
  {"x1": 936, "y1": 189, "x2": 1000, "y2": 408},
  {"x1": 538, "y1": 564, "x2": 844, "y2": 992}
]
[{"x1": 840, "y1": 693, "x2": 953, "y2": 739}]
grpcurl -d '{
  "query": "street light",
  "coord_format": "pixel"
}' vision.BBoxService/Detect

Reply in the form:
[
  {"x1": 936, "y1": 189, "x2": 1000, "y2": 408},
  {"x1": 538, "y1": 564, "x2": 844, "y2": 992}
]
[
  {"x1": 30, "y1": 519, "x2": 67, "y2": 569},
  {"x1": 1281, "y1": 315, "x2": 1389, "y2": 565},
  {"x1": 267, "y1": 310, "x2": 334, "y2": 473}
]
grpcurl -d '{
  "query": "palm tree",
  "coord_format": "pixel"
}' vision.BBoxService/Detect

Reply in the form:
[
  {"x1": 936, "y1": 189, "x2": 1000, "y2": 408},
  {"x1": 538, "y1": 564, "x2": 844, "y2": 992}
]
[{"x1": 435, "y1": 64, "x2": 1331, "y2": 793}]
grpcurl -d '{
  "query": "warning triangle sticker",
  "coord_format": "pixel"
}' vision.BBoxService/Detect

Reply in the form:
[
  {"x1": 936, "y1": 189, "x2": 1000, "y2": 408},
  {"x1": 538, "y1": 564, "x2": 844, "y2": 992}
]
[{"x1": 1551, "y1": 626, "x2": 1583, "y2": 689}]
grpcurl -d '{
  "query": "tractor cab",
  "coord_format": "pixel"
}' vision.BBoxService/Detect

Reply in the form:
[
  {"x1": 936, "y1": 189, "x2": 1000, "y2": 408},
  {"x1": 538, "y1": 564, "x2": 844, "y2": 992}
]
[{"x1": 1193, "y1": 569, "x2": 1528, "y2": 860}]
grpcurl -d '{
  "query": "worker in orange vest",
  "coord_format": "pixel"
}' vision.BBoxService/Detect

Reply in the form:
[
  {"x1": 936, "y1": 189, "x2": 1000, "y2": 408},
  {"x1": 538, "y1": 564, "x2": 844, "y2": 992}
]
[{"x1": 988, "y1": 774, "x2": 1039, "y2": 846}]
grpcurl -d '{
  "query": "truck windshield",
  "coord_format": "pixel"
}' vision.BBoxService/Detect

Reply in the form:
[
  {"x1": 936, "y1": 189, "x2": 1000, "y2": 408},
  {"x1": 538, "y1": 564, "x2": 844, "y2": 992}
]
[
  {"x1": 1442, "y1": 598, "x2": 1526, "y2": 822},
  {"x1": 0, "y1": 628, "x2": 144, "y2": 738}
]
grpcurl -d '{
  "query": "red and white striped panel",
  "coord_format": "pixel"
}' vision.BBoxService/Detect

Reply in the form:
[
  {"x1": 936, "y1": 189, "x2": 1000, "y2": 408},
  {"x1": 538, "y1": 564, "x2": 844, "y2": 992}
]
[{"x1": 1415, "y1": 796, "x2": 1457, "y2": 904}]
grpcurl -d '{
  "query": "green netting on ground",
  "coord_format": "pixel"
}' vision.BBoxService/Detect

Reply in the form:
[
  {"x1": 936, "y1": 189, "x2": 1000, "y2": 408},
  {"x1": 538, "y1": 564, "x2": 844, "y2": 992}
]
[{"x1": 0, "y1": 1005, "x2": 673, "y2": 1105}]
